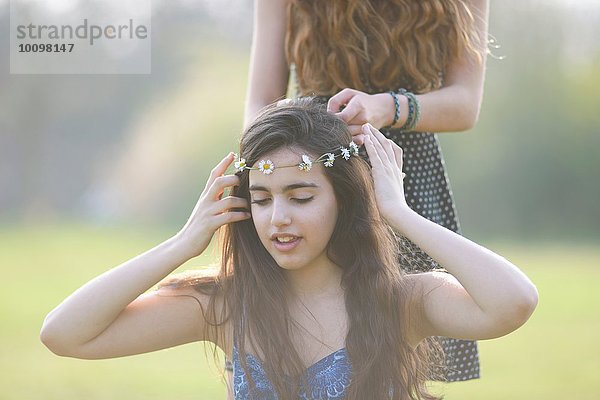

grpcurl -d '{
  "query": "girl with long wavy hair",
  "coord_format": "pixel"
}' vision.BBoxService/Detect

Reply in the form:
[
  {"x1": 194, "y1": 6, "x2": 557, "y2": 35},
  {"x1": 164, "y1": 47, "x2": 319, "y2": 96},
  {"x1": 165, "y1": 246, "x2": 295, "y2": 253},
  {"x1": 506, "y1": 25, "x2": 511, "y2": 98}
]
[
  {"x1": 242, "y1": 0, "x2": 491, "y2": 388},
  {"x1": 41, "y1": 99, "x2": 536, "y2": 400}
]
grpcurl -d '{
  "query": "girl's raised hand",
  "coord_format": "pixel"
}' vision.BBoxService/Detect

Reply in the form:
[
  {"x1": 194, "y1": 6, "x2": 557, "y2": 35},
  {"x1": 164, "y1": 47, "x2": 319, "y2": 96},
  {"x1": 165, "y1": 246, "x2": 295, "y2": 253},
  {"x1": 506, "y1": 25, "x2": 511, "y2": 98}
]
[
  {"x1": 327, "y1": 88, "x2": 395, "y2": 144},
  {"x1": 175, "y1": 153, "x2": 251, "y2": 259},
  {"x1": 362, "y1": 124, "x2": 410, "y2": 222}
]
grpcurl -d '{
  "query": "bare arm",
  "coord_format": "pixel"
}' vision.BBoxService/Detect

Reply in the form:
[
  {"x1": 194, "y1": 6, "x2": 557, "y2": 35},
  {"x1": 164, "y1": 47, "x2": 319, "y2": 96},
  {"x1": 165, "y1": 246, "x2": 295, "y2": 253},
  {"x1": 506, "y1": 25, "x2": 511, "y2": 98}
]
[
  {"x1": 40, "y1": 153, "x2": 250, "y2": 359},
  {"x1": 362, "y1": 124, "x2": 538, "y2": 343},
  {"x1": 410, "y1": 0, "x2": 489, "y2": 132},
  {"x1": 40, "y1": 238, "x2": 205, "y2": 359},
  {"x1": 244, "y1": 0, "x2": 290, "y2": 128},
  {"x1": 401, "y1": 217, "x2": 538, "y2": 342},
  {"x1": 328, "y1": 0, "x2": 490, "y2": 139}
]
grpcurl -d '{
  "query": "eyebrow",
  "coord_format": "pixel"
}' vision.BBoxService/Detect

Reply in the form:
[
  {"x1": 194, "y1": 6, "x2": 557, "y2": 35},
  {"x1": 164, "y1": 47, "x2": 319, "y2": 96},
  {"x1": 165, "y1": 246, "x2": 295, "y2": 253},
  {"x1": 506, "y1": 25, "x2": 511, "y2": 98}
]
[{"x1": 248, "y1": 182, "x2": 321, "y2": 192}]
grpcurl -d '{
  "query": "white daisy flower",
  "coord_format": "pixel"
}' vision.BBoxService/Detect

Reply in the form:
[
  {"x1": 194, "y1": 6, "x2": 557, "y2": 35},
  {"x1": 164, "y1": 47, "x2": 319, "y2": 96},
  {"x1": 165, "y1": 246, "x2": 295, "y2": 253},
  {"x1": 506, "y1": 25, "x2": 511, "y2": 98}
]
[
  {"x1": 324, "y1": 153, "x2": 335, "y2": 167},
  {"x1": 298, "y1": 154, "x2": 313, "y2": 171},
  {"x1": 258, "y1": 159, "x2": 274, "y2": 174},
  {"x1": 234, "y1": 157, "x2": 247, "y2": 172},
  {"x1": 340, "y1": 147, "x2": 351, "y2": 160},
  {"x1": 349, "y1": 141, "x2": 359, "y2": 155}
]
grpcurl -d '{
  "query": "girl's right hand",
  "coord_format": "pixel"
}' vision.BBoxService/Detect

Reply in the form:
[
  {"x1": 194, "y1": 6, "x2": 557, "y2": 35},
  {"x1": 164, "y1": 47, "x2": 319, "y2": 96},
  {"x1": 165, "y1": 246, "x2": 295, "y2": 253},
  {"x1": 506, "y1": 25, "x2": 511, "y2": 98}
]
[{"x1": 175, "y1": 152, "x2": 251, "y2": 258}]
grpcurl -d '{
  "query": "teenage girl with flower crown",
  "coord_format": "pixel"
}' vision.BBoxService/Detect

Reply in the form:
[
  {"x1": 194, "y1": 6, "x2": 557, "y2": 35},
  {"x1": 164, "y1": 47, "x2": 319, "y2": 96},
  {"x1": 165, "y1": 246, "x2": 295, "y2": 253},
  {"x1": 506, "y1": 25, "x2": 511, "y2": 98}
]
[
  {"x1": 41, "y1": 99, "x2": 536, "y2": 400},
  {"x1": 240, "y1": 0, "x2": 491, "y2": 388}
]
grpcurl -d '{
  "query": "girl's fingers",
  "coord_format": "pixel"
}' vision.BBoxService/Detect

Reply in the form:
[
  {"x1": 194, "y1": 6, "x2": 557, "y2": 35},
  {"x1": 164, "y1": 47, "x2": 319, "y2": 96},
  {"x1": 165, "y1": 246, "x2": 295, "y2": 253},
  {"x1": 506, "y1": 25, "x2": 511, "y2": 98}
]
[
  {"x1": 347, "y1": 125, "x2": 365, "y2": 145},
  {"x1": 392, "y1": 143, "x2": 404, "y2": 173},
  {"x1": 207, "y1": 174, "x2": 241, "y2": 200},
  {"x1": 335, "y1": 99, "x2": 362, "y2": 123},
  {"x1": 363, "y1": 125, "x2": 390, "y2": 169},
  {"x1": 214, "y1": 210, "x2": 252, "y2": 226},
  {"x1": 347, "y1": 124, "x2": 364, "y2": 136},
  {"x1": 365, "y1": 124, "x2": 405, "y2": 178},
  {"x1": 366, "y1": 124, "x2": 395, "y2": 165},
  {"x1": 327, "y1": 88, "x2": 358, "y2": 113},
  {"x1": 207, "y1": 153, "x2": 235, "y2": 188},
  {"x1": 352, "y1": 133, "x2": 365, "y2": 146},
  {"x1": 214, "y1": 196, "x2": 250, "y2": 215},
  {"x1": 363, "y1": 134, "x2": 384, "y2": 172}
]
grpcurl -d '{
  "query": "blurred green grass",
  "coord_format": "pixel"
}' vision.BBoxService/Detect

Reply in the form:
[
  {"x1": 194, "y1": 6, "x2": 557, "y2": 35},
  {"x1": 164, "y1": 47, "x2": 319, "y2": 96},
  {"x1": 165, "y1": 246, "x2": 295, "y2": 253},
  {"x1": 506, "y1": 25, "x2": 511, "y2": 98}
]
[{"x1": 1, "y1": 224, "x2": 598, "y2": 399}]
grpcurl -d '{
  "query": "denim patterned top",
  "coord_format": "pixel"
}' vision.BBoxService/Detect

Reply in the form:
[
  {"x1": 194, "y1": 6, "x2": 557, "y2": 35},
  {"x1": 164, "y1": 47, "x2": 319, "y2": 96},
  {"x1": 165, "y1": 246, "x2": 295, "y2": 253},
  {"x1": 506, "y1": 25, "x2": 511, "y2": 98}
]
[{"x1": 232, "y1": 339, "x2": 351, "y2": 399}]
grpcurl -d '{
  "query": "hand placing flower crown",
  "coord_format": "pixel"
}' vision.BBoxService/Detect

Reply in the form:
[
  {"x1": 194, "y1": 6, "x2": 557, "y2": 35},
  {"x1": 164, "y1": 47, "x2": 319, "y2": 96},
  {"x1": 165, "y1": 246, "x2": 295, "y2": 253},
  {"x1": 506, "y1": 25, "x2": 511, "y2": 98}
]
[
  {"x1": 176, "y1": 153, "x2": 252, "y2": 258},
  {"x1": 362, "y1": 123, "x2": 410, "y2": 224}
]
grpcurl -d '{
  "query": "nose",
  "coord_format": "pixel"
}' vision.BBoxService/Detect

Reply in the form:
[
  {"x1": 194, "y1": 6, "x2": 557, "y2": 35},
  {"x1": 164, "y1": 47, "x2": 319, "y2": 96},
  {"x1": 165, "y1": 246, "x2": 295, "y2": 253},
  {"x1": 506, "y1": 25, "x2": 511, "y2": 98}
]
[{"x1": 270, "y1": 198, "x2": 292, "y2": 227}]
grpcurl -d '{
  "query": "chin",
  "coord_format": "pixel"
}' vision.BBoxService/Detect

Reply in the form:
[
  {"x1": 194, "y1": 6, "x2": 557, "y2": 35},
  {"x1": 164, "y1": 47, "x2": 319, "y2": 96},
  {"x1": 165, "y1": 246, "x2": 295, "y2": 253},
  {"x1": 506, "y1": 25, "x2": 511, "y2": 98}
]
[
  {"x1": 273, "y1": 257, "x2": 307, "y2": 271},
  {"x1": 274, "y1": 261, "x2": 300, "y2": 271}
]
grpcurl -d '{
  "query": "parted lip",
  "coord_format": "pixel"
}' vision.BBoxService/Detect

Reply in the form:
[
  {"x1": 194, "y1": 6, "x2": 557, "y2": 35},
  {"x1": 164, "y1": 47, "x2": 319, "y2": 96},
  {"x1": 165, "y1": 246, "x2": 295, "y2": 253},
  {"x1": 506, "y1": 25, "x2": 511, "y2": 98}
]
[{"x1": 270, "y1": 233, "x2": 301, "y2": 240}]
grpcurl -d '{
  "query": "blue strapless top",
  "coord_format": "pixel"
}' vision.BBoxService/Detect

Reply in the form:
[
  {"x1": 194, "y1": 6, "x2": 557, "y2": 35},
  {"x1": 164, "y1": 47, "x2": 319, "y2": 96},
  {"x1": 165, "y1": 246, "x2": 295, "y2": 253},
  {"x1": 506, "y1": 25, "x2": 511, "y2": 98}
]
[{"x1": 232, "y1": 341, "x2": 352, "y2": 399}]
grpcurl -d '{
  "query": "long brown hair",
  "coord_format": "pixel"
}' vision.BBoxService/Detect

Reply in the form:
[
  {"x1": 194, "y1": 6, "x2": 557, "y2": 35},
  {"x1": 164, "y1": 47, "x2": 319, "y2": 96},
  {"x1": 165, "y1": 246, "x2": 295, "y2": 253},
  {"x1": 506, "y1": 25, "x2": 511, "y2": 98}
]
[
  {"x1": 159, "y1": 98, "x2": 444, "y2": 399},
  {"x1": 286, "y1": 0, "x2": 484, "y2": 95}
]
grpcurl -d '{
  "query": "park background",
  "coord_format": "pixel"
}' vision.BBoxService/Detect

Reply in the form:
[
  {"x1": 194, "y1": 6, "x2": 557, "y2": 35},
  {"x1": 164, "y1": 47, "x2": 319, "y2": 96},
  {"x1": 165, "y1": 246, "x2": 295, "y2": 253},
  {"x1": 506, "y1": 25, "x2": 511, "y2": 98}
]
[{"x1": 1, "y1": 0, "x2": 599, "y2": 399}]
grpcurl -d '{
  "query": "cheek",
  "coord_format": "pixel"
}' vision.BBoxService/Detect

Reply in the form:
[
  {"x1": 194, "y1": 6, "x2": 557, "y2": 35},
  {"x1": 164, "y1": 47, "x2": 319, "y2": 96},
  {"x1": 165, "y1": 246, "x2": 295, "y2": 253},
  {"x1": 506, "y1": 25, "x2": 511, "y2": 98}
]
[
  {"x1": 250, "y1": 206, "x2": 262, "y2": 228},
  {"x1": 250, "y1": 208, "x2": 267, "y2": 234},
  {"x1": 312, "y1": 197, "x2": 339, "y2": 236}
]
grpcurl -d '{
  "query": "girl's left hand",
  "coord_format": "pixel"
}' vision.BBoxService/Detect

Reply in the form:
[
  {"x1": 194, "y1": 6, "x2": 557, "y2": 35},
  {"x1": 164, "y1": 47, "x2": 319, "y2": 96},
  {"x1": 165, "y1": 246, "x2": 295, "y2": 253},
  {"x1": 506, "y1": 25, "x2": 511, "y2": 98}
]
[
  {"x1": 327, "y1": 88, "x2": 394, "y2": 145},
  {"x1": 361, "y1": 123, "x2": 410, "y2": 221}
]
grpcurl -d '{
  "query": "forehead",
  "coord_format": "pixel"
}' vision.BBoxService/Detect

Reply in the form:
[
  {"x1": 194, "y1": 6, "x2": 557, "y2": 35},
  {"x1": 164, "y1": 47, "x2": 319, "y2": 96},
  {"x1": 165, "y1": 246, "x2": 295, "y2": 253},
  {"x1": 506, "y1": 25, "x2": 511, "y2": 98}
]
[{"x1": 248, "y1": 147, "x2": 330, "y2": 191}]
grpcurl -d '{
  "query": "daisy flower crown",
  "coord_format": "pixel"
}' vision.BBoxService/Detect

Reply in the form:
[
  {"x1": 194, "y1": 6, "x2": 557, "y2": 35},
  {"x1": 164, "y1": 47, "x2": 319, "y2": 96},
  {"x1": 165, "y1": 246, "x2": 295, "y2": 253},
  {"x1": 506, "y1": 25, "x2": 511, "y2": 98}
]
[{"x1": 233, "y1": 141, "x2": 360, "y2": 175}]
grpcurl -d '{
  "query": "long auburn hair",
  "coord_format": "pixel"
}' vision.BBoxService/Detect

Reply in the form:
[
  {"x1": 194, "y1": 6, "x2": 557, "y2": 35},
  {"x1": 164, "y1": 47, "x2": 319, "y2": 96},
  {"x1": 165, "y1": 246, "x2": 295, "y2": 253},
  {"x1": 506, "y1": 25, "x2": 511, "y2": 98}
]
[
  {"x1": 159, "y1": 98, "x2": 445, "y2": 399},
  {"x1": 286, "y1": 0, "x2": 484, "y2": 95}
]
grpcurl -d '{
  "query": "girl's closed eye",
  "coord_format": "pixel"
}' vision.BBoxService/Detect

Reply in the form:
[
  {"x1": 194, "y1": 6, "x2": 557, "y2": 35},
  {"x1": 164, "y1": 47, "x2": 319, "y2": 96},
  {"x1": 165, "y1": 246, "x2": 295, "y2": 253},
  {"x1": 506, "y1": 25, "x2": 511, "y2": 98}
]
[
  {"x1": 293, "y1": 196, "x2": 314, "y2": 203},
  {"x1": 250, "y1": 198, "x2": 269, "y2": 205},
  {"x1": 251, "y1": 197, "x2": 314, "y2": 205}
]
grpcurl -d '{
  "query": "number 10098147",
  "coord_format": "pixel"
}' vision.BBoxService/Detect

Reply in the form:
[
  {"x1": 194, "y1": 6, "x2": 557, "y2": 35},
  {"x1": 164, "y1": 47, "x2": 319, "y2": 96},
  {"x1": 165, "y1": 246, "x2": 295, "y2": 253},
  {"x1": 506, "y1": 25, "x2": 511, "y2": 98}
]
[{"x1": 18, "y1": 43, "x2": 74, "y2": 53}]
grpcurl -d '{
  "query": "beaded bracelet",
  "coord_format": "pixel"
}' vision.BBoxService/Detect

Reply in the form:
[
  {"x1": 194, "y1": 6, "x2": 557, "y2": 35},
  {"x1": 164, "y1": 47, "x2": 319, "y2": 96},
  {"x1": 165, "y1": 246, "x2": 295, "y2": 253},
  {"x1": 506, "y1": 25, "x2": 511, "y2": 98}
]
[
  {"x1": 398, "y1": 89, "x2": 421, "y2": 132},
  {"x1": 408, "y1": 91, "x2": 421, "y2": 130},
  {"x1": 387, "y1": 91, "x2": 401, "y2": 128},
  {"x1": 398, "y1": 89, "x2": 414, "y2": 131}
]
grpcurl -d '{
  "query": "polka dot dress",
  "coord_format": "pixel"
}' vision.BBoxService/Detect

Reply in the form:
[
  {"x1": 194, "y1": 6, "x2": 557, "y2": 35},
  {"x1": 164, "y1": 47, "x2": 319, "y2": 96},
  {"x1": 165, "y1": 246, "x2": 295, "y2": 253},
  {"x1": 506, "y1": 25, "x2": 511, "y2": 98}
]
[{"x1": 371, "y1": 128, "x2": 481, "y2": 382}]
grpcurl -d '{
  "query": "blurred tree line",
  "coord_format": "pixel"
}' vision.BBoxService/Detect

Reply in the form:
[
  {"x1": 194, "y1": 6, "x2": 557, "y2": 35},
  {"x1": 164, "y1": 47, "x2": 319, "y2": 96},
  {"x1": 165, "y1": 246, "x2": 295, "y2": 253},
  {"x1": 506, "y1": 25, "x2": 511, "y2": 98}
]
[
  {"x1": 442, "y1": 0, "x2": 600, "y2": 241},
  {"x1": 0, "y1": 0, "x2": 598, "y2": 242}
]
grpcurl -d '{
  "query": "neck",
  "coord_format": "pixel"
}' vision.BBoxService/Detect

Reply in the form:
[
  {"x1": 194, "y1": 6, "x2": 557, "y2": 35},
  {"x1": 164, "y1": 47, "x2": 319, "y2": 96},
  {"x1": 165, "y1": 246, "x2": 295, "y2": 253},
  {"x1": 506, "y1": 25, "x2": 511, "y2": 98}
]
[{"x1": 284, "y1": 258, "x2": 344, "y2": 302}]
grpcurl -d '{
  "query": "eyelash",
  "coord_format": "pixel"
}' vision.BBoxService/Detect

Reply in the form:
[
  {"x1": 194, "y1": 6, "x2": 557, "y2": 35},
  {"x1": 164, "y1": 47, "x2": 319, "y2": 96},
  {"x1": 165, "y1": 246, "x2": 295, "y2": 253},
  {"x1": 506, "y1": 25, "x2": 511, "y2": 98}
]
[{"x1": 251, "y1": 197, "x2": 314, "y2": 206}]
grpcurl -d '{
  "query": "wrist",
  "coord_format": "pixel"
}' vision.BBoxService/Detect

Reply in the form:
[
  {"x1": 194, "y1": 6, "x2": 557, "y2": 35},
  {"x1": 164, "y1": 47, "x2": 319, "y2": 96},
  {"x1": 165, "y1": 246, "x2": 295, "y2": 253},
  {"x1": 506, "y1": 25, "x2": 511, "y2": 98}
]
[
  {"x1": 396, "y1": 89, "x2": 421, "y2": 131},
  {"x1": 387, "y1": 207, "x2": 420, "y2": 236},
  {"x1": 169, "y1": 231, "x2": 203, "y2": 261},
  {"x1": 392, "y1": 95, "x2": 409, "y2": 128},
  {"x1": 375, "y1": 92, "x2": 396, "y2": 128}
]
